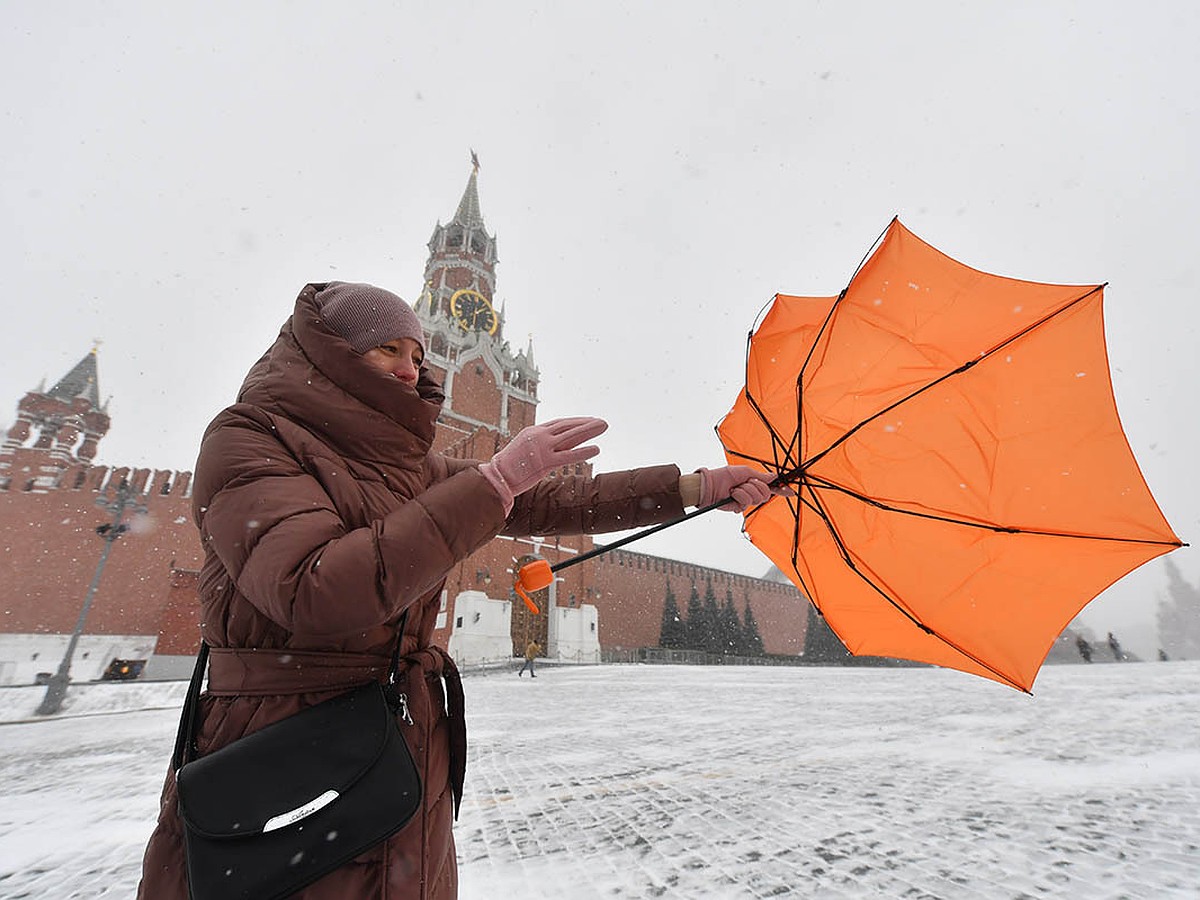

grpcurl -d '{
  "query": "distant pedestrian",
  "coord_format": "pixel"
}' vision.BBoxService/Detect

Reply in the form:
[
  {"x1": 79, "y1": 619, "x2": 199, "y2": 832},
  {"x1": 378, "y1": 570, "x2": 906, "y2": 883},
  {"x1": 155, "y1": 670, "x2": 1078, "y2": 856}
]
[
  {"x1": 1076, "y1": 635, "x2": 1092, "y2": 663},
  {"x1": 1158, "y1": 648, "x2": 1169, "y2": 662},
  {"x1": 1107, "y1": 631, "x2": 1125, "y2": 661},
  {"x1": 519, "y1": 639, "x2": 542, "y2": 677}
]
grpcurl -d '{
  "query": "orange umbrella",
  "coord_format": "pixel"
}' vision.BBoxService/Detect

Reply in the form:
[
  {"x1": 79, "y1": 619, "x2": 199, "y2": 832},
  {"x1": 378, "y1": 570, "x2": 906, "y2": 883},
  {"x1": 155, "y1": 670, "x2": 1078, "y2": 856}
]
[{"x1": 718, "y1": 218, "x2": 1182, "y2": 692}]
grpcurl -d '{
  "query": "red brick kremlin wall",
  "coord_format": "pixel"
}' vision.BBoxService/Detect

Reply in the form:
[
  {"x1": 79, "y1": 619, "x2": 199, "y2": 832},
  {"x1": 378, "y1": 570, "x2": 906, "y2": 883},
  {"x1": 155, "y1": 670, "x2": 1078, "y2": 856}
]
[
  {"x1": 0, "y1": 438, "x2": 808, "y2": 661},
  {"x1": 0, "y1": 458, "x2": 204, "y2": 654},
  {"x1": 589, "y1": 548, "x2": 808, "y2": 655}
]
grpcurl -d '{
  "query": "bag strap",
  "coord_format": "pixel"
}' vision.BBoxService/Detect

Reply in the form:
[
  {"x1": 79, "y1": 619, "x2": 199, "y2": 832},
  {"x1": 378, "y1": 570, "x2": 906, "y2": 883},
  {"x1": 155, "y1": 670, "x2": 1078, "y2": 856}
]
[
  {"x1": 172, "y1": 640, "x2": 209, "y2": 771},
  {"x1": 387, "y1": 612, "x2": 407, "y2": 683},
  {"x1": 171, "y1": 613, "x2": 410, "y2": 772}
]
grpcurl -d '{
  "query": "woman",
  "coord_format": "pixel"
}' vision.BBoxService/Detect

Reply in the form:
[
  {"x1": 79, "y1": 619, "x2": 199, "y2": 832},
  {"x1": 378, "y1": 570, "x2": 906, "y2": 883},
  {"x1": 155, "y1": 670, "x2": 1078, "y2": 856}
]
[{"x1": 137, "y1": 281, "x2": 776, "y2": 899}]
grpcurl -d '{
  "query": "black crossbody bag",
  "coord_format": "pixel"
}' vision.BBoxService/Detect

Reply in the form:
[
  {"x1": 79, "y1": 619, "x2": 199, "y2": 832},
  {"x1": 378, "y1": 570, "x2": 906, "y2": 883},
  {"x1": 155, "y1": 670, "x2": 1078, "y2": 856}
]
[{"x1": 172, "y1": 630, "x2": 421, "y2": 900}]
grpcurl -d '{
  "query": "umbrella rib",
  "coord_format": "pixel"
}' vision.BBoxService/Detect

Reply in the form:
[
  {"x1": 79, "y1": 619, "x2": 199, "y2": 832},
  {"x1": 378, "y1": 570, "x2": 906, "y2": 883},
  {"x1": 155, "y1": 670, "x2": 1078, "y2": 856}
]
[
  {"x1": 799, "y1": 481, "x2": 926, "y2": 630},
  {"x1": 785, "y1": 492, "x2": 810, "y2": 595},
  {"x1": 802, "y1": 284, "x2": 1107, "y2": 472},
  {"x1": 742, "y1": 389, "x2": 801, "y2": 474},
  {"x1": 800, "y1": 477, "x2": 1028, "y2": 692},
  {"x1": 750, "y1": 491, "x2": 818, "y2": 605},
  {"x1": 804, "y1": 474, "x2": 1182, "y2": 548},
  {"x1": 739, "y1": 331, "x2": 805, "y2": 474},
  {"x1": 796, "y1": 218, "x2": 894, "y2": 388},
  {"x1": 796, "y1": 289, "x2": 845, "y2": 391},
  {"x1": 740, "y1": 220, "x2": 895, "y2": 480}
]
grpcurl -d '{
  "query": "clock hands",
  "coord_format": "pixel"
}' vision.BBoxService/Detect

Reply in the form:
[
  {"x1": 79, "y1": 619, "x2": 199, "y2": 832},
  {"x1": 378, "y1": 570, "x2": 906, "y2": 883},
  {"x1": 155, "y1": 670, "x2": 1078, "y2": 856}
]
[{"x1": 450, "y1": 289, "x2": 497, "y2": 334}]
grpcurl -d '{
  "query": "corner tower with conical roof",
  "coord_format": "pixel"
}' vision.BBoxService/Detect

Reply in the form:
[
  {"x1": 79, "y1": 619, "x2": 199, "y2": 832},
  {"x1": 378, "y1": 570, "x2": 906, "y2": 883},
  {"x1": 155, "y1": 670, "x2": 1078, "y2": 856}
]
[
  {"x1": 415, "y1": 157, "x2": 539, "y2": 454},
  {"x1": 0, "y1": 347, "x2": 111, "y2": 490}
]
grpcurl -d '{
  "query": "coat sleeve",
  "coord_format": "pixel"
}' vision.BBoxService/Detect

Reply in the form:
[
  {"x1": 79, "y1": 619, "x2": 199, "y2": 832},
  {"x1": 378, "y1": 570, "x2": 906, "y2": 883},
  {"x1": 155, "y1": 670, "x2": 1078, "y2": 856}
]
[
  {"x1": 195, "y1": 414, "x2": 508, "y2": 638},
  {"x1": 501, "y1": 464, "x2": 686, "y2": 537}
]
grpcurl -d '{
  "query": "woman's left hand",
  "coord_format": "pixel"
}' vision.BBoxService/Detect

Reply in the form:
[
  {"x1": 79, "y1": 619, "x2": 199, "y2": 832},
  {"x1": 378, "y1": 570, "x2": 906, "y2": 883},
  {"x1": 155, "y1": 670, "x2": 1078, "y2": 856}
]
[{"x1": 694, "y1": 465, "x2": 789, "y2": 512}]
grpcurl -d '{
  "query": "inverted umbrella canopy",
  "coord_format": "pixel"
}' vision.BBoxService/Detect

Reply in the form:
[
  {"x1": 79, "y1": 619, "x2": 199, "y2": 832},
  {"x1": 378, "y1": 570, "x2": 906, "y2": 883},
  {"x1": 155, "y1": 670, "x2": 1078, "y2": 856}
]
[{"x1": 717, "y1": 219, "x2": 1182, "y2": 692}]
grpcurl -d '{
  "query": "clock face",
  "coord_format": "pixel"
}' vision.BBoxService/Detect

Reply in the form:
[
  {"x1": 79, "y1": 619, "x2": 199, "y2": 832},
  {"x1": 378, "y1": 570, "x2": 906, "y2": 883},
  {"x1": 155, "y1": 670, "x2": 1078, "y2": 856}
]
[{"x1": 450, "y1": 289, "x2": 498, "y2": 335}]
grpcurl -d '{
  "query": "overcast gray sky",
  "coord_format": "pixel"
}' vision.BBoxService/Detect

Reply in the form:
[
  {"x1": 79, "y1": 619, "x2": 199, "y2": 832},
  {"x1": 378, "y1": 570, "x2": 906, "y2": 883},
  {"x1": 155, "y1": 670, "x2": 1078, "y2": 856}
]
[{"x1": 3, "y1": 2, "x2": 1196, "y2": 658}]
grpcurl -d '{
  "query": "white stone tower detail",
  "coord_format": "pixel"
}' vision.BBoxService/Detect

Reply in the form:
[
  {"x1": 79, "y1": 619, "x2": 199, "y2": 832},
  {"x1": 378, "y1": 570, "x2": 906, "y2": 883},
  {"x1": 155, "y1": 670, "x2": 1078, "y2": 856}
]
[{"x1": 414, "y1": 158, "x2": 539, "y2": 440}]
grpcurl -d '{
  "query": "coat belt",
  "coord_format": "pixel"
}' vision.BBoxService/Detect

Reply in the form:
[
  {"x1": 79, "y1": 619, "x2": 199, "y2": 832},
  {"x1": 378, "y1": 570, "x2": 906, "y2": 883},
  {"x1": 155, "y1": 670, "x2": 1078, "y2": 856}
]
[
  {"x1": 402, "y1": 645, "x2": 467, "y2": 818},
  {"x1": 205, "y1": 647, "x2": 393, "y2": 695}
]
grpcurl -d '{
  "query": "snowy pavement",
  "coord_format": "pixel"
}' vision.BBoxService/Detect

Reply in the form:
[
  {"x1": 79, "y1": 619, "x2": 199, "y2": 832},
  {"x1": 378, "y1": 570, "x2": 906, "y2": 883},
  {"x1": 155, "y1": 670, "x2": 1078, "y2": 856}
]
[{"x1": 1, "y1": 661, "x2": 1198, "y2": 899}]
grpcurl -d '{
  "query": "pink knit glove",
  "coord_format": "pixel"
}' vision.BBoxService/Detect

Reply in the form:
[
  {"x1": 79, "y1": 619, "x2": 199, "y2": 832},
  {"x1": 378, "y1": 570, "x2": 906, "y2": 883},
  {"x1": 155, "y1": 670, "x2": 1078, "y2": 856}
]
[
  {"x1": 480, "y1": 417, "x2": 608, "y2": 513},
  {"x1": 696, "y1": 465, "x2": 778, "y2": 513}
]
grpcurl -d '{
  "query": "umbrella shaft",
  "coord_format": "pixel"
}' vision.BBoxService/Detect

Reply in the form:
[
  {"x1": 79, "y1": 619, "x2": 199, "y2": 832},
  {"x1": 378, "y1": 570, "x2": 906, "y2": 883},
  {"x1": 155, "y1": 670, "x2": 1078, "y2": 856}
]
[
  {"x1": 549, "y1": 497, "x2": 731, "y2": 575},
  {"x1": 546, "y1": 465, "x2": 803, "y2": 576}
]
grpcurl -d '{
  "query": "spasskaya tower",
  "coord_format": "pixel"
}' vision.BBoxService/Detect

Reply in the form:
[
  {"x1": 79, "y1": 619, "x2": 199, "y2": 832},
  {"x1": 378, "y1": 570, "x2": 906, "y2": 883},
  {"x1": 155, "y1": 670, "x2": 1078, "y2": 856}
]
[{"x1": 413, "y1": 157, "x2": 539, "y2": 458}]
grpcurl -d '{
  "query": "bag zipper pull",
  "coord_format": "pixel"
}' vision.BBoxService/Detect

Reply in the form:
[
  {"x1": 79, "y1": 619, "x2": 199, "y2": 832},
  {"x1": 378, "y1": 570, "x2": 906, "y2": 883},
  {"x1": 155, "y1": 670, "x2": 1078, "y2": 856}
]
[
  {"x1": 383, "y1": 678, "x2": 414, "y2": 725},
  {"x1": 396, "y1": 691, "x2": 414, "y2": 726}
]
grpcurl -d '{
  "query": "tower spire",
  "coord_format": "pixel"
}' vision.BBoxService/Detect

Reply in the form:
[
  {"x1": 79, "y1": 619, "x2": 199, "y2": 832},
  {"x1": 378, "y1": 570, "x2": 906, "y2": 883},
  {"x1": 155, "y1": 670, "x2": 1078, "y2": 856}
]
[
  {"x1": 453, "y1": 165, "x2": 485, "y2": 228},
  {"x1": 47, "y1": 347, "x2": 102, "y2": 411}
]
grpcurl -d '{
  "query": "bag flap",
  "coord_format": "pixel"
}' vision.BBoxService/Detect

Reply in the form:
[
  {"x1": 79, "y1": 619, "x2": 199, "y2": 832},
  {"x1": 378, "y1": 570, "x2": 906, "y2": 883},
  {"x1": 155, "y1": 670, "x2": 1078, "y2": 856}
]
[{"x1": 177, "y1": 682, "x2": 393, "y2": 838}]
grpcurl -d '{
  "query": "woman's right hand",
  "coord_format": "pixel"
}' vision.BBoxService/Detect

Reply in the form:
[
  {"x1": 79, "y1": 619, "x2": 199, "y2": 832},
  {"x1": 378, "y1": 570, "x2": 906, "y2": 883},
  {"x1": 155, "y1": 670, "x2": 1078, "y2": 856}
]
[{"x1": 480, "y1": 417, "x2": 608, "y2": 509}]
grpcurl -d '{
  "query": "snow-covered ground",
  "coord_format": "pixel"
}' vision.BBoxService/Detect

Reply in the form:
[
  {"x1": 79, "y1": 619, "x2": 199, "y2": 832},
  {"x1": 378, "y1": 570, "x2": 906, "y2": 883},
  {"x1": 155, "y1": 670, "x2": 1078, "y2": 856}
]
[{"x1": 1, "y1": 661, "x2": 1197, "y2": 899}]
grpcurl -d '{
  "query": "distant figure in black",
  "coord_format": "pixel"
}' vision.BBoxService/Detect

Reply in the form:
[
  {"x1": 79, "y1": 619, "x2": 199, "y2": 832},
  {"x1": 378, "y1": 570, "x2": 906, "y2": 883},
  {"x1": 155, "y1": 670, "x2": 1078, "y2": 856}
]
[
  {"x1": 1158, "y1": 648, "x2": 1169, "y2": 662},
  {"x1": 1076, "y1": 635, "x2": 1092, "y2": 663},
  {"x1": 1107, "y1": 631, "x2": 1125, "y2": 661}
]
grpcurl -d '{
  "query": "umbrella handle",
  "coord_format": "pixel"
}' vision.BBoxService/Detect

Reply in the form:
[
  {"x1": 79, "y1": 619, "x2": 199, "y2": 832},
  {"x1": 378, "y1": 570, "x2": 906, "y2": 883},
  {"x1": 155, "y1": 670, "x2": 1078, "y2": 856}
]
[
  {"x1": 514, "y1": 582, "x2": 542, "y2": 615},
  {"x1": 514, "y1": 559, "x2": 551, "y2": 614}
]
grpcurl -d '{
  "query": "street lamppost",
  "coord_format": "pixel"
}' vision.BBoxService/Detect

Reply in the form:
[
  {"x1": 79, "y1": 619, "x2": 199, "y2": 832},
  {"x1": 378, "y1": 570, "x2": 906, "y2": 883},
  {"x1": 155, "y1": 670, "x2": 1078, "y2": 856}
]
[
  {"x1": 546, "y1": 575, "x2": 563, "y2": 660},
  {"x1": 36, "y1": 479, "x2": 146, "y2": 716}
]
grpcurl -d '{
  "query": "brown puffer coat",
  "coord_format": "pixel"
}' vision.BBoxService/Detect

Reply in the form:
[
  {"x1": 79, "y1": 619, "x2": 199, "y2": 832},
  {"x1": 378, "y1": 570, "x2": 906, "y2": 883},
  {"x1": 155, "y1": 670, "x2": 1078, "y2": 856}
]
[{"x1": 137, "y1": 284, "x2": 686, "y2": 900}]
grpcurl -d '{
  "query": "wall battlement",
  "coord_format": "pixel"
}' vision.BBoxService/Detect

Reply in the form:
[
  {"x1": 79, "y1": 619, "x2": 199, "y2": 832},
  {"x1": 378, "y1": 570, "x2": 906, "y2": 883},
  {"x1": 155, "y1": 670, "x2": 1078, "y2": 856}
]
[{"x1": 0, "y1": 454, "x2": 193, "y2": 501}]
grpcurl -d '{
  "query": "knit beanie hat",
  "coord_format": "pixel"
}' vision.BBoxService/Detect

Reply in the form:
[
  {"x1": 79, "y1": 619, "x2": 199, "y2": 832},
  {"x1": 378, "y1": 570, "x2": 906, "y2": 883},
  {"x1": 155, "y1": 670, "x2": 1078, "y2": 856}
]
[{"x1": 314, "y1": 281, "x2": 426, "y2": 355}]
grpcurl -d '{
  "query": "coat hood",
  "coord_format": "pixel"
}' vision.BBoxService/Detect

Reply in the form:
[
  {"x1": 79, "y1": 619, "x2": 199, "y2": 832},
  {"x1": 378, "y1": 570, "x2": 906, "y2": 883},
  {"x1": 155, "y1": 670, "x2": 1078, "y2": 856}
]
[{"x1": 235, "y1": 284, "x2": 444, "y2": 464}]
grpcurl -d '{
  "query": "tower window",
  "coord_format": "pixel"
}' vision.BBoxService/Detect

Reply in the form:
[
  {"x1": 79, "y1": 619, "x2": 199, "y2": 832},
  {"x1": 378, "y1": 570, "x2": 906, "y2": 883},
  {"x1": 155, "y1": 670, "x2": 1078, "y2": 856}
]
[{"x1": 446, "y1": 227, "x2": 463, "y2": 249}]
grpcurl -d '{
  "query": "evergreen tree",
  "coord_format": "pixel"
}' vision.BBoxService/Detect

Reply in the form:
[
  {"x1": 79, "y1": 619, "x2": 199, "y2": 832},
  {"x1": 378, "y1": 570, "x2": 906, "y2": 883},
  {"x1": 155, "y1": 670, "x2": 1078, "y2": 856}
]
[
  {"x1": 719, "y1": 589, "x2": 743, "y2": 655},
  {"x1": 701, "y1": 579, "x2": 722, "y2": 653},
  {"x1": 1158, "y1": 557, "x2": 1200, "y2": 660},
  {"x1": 658, "y1": 581, "x2": 686, "y2": 649},
  {"x1": 802, "y1": 603, "x2": 849, "y2": 662},
  {"x1": 742, "y1": 599, "x2": 765, "y2": 657},
  {"x1": 684, "y1": 583, "x2": 704, "y2": 650}
]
